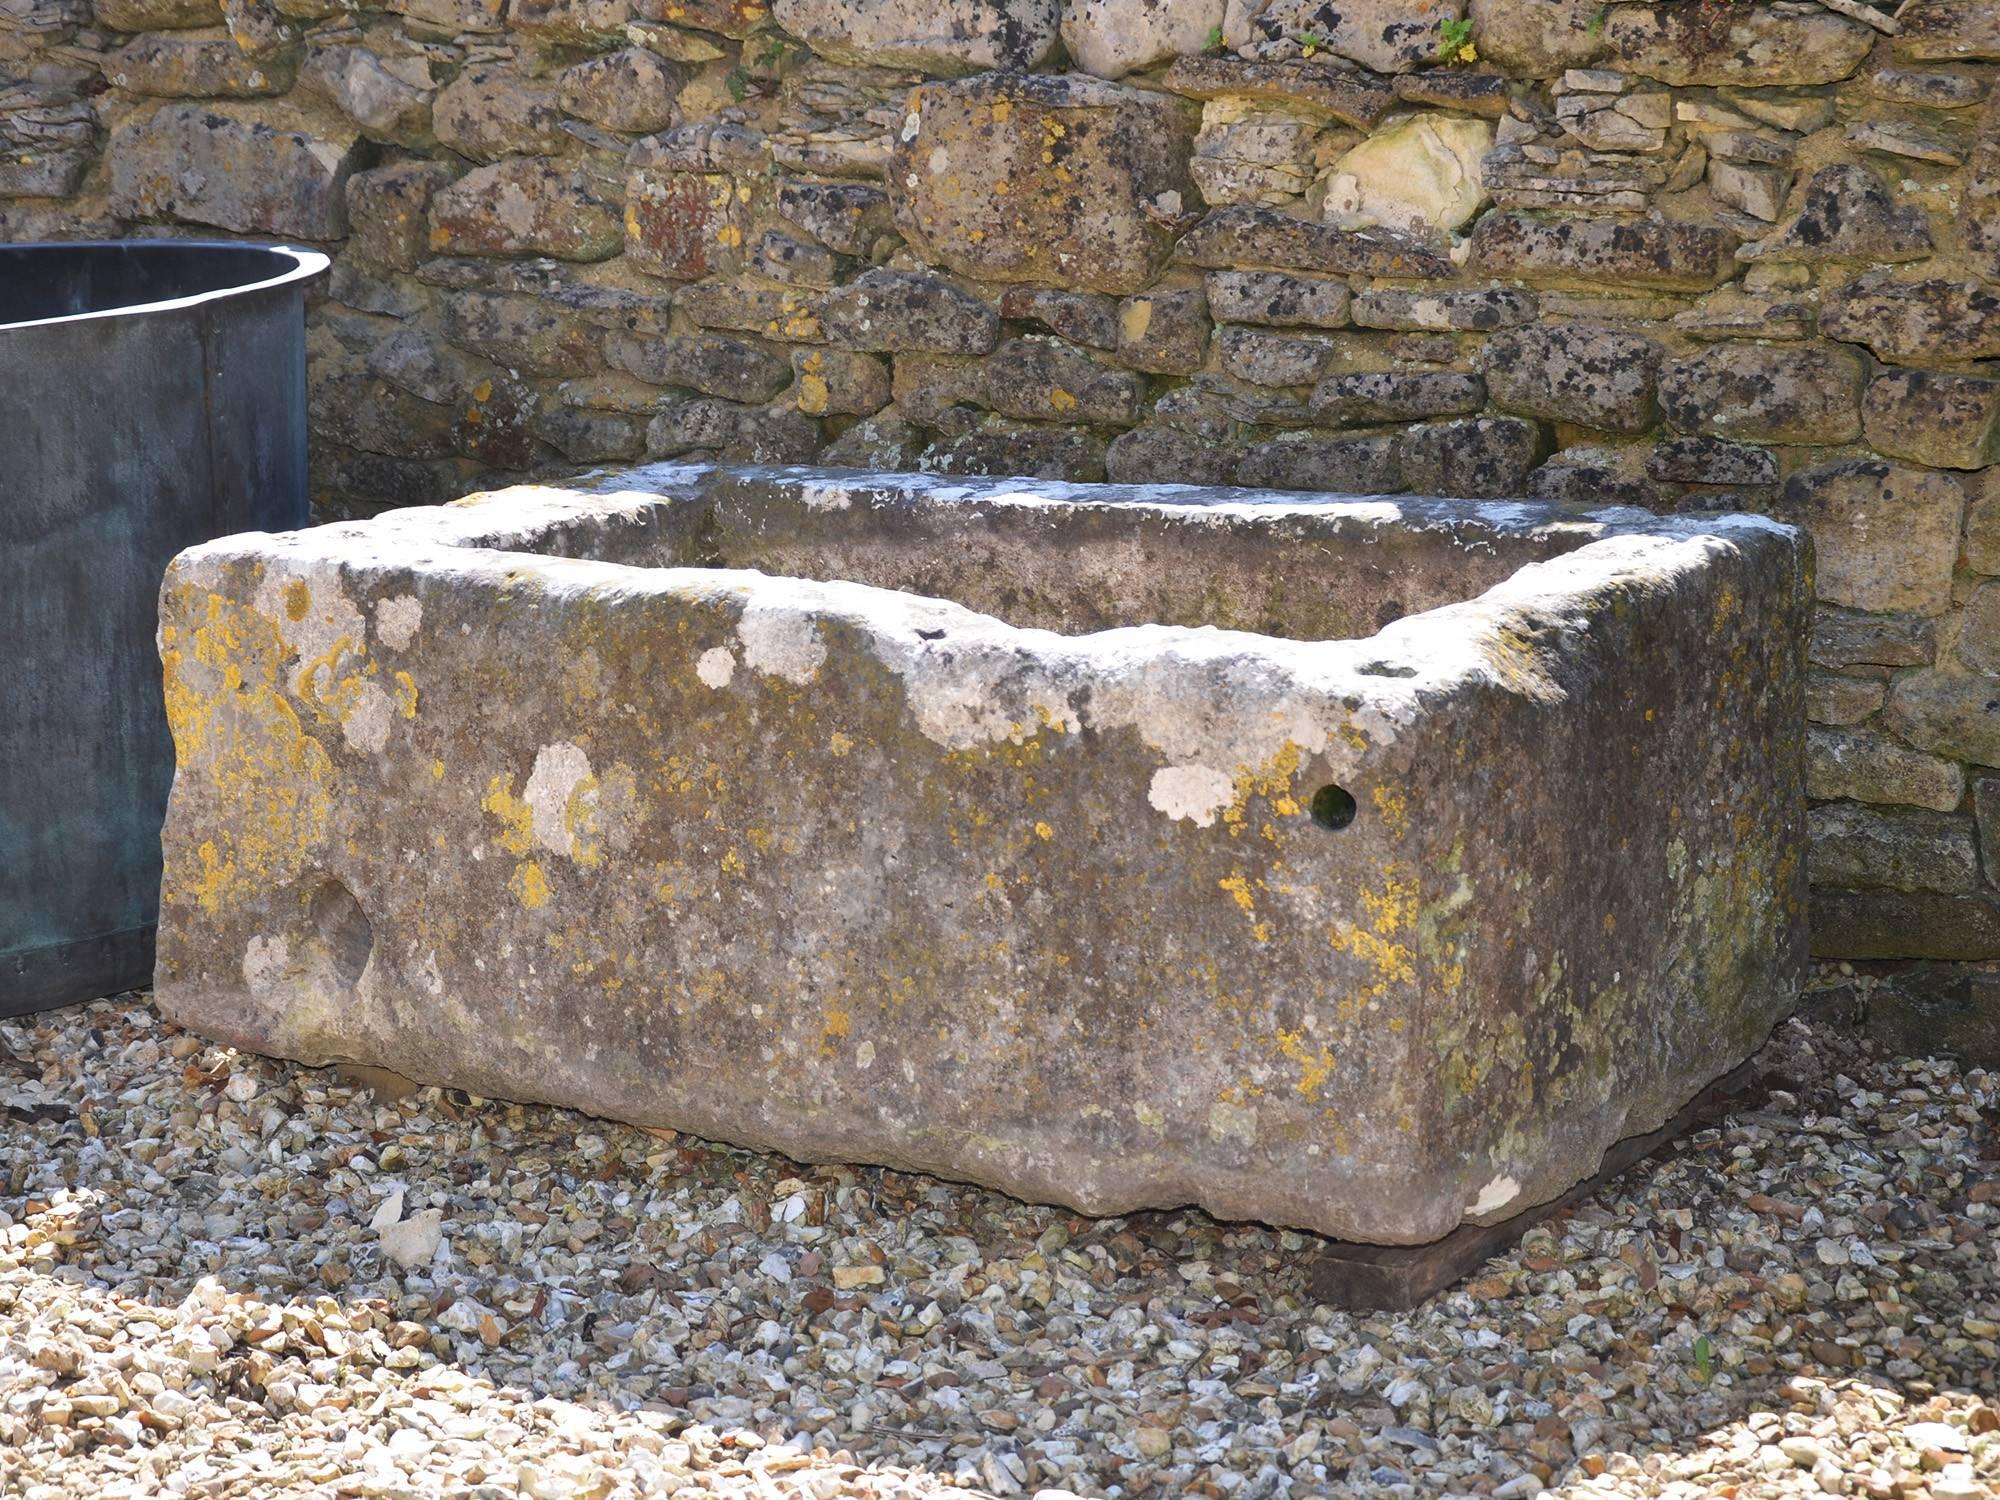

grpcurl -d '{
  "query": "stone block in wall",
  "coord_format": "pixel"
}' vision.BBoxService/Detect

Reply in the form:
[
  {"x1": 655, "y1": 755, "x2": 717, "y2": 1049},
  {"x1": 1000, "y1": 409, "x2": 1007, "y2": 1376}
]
[
  {"x1": 1203, "y1": 270, "x2": 1350, "y2": 329},
  {"x1": 1819, "y1": 272, "x2": 2000, "y2": 363},
  {"x1": 1157, "y1": 55, "x2": 1394, "y2": 130},
  {"x1": 1810, "y1": 607, "x2": 1937, "y2": 670},
  {"x1": 309, "y1": 368, "x2": 457, "y2": 458},
  {"x1": 1863, "y1": 968, "x2": 2000, "y2": 1066},
  {"x1": 1528, "y1": 446, "x2": 1670, "y2": 509},
  {"x1": 431, "y1": 67, "x2": 568, "y2": 162},
  {"x1": 1481, "y1": 322, "x2": 1661, "y2": 433},
  {"x1": 1886, "y1": 671, "x2": 2000, "y2": 767},
  {"x1": 510, "y1": 0, "x2": 631, "y2": 41},
  {"x1": 1806, "y1": 669, "x2": 1886, "y2": 727},
  {"x1": 1969, "y1": 477, "x2": 2000, "y2": 575},
  {"x1": 606, "y1": 332, "x2": 790, "y2": 401},
  {"x1": 386, "y1": 0, "x2": 506, "y2": 32},
  {"x1": 1810, "y1": 889, "x2": 2000, "y2": 960},
  {"x1": 1977, "y1": 777, "x2": 2000, "y2": 880},
  {"x1": 1707, "y1": 160, "x2": 1790, "y2": 223},
  {"x1": 1964, "y1": 93, "x2": 2000, "y2": 283},
  {"x1": 999, "y1": 287, "x2": 1119, "y2": 347},
  {"x1": 1808, "y1": 725, "x2": 1964, "y2": 812},
  {"x1": 300, "y1": 43, "x2": 435, "y2": 149},
  {"x1": 441, "y1": 290, "x2": 605, "y2": 376},
  {"x1": 820, "y1": 414, "x2": 926, "y2": 468},
  {"x1": 889, "y1": 72, "x2": 1197, "y2": 296},
  {"x1": 532, "y1": 406, "x2": 647, "y2": 462},
  {"x1": 791, "y1": 347, "x2": 889, "y2": 415},
  {"x1": 772, "y1": 0, "x2": 1058, "y2": 73},
  {"x1": 108, "y1": 100, "x2": 361, "y2": 238},
  {"x1": 1311, "y1": 370, "x2": 1485, "y2": 426},
  {"x1": 1479, "y1": 142, "x2": 1665, "y2": 214},
  {"x1": 1658, "y1": 343, "x2": 1863, "y2": 447},
  {"x1": 1223, "y1": 0, "x2": 1466, "y2": 76},
  {"x1": 624, "y1": 168, "x2": 742, "y2": 282},
  {"x1": 367, "y1": 325, "x2": 493, "y2": 406},
  {"x1": 1392, "y1": 70, "x2": 1509, "y2": 118},
  {"x1": 1893, "y1": 0, "x2": 2000, "y2": 62},
  {"x1": 1352, "y1": 286, "x2": 1537, "y2": 331},
  {"x1": 1176, "y1": 205, "x2": 1454, "y2": 278},
  {"x1": 1646, "y1": 435, "x2": 1777, "y2": 486},
  {"x1": 677, "y1": 281, "x2": 826, "y2": 342},
  {"x1": 1740, "y1": 163, "x2": 1934, "y2": 265},
  {"x1": 820, "y1": 269, "x2": 998, "y2": 354},
  {"x1": 776, "y1": 180, "x2": 895, "y2": 256},
  {"x1": 646, "y1": 397, "x2": 821, "y2": 461},
  {"x1": 1395, "y1": 415, "x2": 1548, "y2": 499},
  {"x1": 346, "y1": 160, "x2": 459, "y2": 274},
  {"x1": 311, "y1": 443, "x2": 467, "y2": 517},
  {"x1": 1216, "y1": 325, "x2": 1337, "y2": 388},
  {"x1": 1960, "y1": 581, "x2": 2000, "y2": 674},
  {"x1": 753, "y1": 232, "x2": 848, "y2": 290},
  {"x1": 107, "y1": 30, "x2": 298, "y2": 98},
  {"x1": 1189, "y1": 98, "x2": 1319, "y2": 208},
  {"x1": 1808, "y1": 803, "x2": 1981, "y2": 895},
  {"x1": 1788, "y1": 459, "x2": 1963, "y2": 616},
  {"x1": 983, "y1": 336, "x2": 1145, "y2": 423},
  {"x1": 1844, "y1": 120, "x2": 1965, "y2": 167},
  {"x1": 1103, "y1": 425, "x2": 1239, "y2": 485},
  {"x1": 1062, "y1": 0, "x2": 1222, "y2": 80},
  {"x1": 1862, "y1": 65, "x2": 1990, "y2": 110},
  {"x1": 1112, "y1": 287, "x2": 1210, "y2": 374},
  {"x1": 1234, "y1": 432, "x2": 1401, "y2": 492},
  {"x1": 1321, "y1": 112, "x2": 1494, "y2": 237},
  {"x1": 1468, "y1": 0, "x2": 1606, "y2": 74},
  {"x1": 1466, "y1": 212, "x2": 1740, "y2": 290},
  {"x1": 95, "y1": 0, "x2": 220, "y2": 28},
  {"x1": 1862, "y1": 368, "x2": 2000, "y2": 471},
  {"x1": 1604, "y1": 4, "x2": 1874, "y2": 86},
  {"x1": 421, "y1": 258, "x2": 676, "y2": 333},
  {"x1": 558, "y1": 47, "x2": 686, "y2": 135},
  {"x1": 920, "y1": 423, "x2": 1106, "y2": 480},
  {"x1": 427, "y1": 158, "x2": 621, "y2": 260},
  {"x1": 1669, "y1": 290, "x2": 1815, "y2": 343},
  {"x1": 629, "y1": 0, "x2": 768, "y2": 37}
]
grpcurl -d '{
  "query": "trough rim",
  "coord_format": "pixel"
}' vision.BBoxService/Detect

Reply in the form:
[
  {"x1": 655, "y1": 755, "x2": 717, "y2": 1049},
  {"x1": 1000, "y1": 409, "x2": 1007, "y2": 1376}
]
[{"x1": 0, "y1": 238, "x2": 330, "y2": 333}]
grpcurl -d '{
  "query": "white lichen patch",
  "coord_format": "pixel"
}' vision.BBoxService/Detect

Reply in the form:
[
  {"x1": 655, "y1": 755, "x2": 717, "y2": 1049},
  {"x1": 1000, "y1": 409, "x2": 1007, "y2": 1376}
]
[
  {"x1": 374, "y1": 594, "x2": 423, "y2": 651},
  {"x1": 524, "y1": 742, "x2": 594, "y2": 859},
  {"x1": 696, "y1": 646, "x2": 736, "y2": 688},
  {"x1": 1207, "y1": 1100, "x2": 1258, "y2": 1147},
  {"x1": 1469, "y1": 1173, "x2": 1521, "y2": 1216},
  {"x1": 797, "y1": 483, "x2": 854, "y2": 513},
  {"x1": 240, "y1": 934, "x2": 292, "y2": 992},
  {"x1": 1147, "y1": 764, "x2": 1237, "y2": 827},
  {"x1": 738, "y1": 607, "x2": 827, "y2": 684},
  {"x1": 340, "y1": 679, "x2": 395, "y2": 755},
  {"x1": 251, "y1": 563, "x2": 367, "y2": 699}
]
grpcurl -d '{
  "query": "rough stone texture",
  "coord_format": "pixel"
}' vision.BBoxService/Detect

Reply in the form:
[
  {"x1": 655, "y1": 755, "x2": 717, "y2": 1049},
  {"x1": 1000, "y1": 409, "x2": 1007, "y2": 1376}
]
[
  {"x1": 299, "y1": 45, "x2": 434, "y2": 150},
  {"x1": 1468, "y1": 212, "x2": 1741, "y2": 290},
  {"x1": 1176, "y1": 205, "x2": 1454, "y2": 278},
  {"x1": 820, "y1": 270, "x2": 998, "y2": 354},
  {"x1": 1223, "y1": 0, "x2": 1468, "y2": 76},
  {"x1": 1233, "y1": 433, "x2": 1400, "y2": 490},
  {"x1": 1203, "y1": 270, "x2": 1349, "y2": 329},
  {"x1": 153, "y1": 463, "x2": 1808, "y2": 1246},
  {"x1": 1863, "y1": 368, "x2": 2000, "y2": 471},
  {"x1": 1808, "y1": 725, "x2": 1964, "y2": 812},
  {"x1": 1320, "y1": 111, "x2": 1493, "y2": 237},
  {"x1": 432, "y1": 68, "x2": 567, "y2": 163},
  {"x1": 345, "y1": 160, "x2": 459, "y2": 274},
  {"x1": 1886, "y1": 671, "x2": 2000, "y2": 767},
  {"x1": 427, "y1": 159, "x2": 621, "y2": 261},
  {"x1": 1659, "y1": 343, "x2": 1865, "y2": 447},
  {"x1": 1312, "y1": 370, "x2": 1484, "y2": 425},
  {"x1": 1811, "y1": 889, "x2": 2000, "y2": 961},
  {"x1": 1468, "y1": 0, "x2": 1605, "y2": 75},
  {"x1": 1606, "y1": 5, "x2": 1874, "y2": 87},
  {"x1": 1742, "y1": 164, "x2": 1935, "y2": 265},
  {"x1": 1396, "y1": 415, "x2": 1548, "y2": 498},
  {"x1": 1807, "y1": 802, "x2": 1981, "y2": 895},
  {"x1": 1481, "y1": 323, "x2": 1661, "y2": 434},
  {"x1": 772, "y1": 0, "x2": 1058, "y2": 73},
  {"x1": 108, "y1": 102, "x2": 361, "y2": 237},
  {"x1": 1062, "y1": 0, "x2": 1222, "y2": 80},
  {"x1": 889, "y1": 73, "x2": 1197, "y2": 294},
  {"x1": 1819, "y1": 272, "x2": 2000, "y2": 363},
  {"x1": 1157, "y1": 53, "x2": 1396, "y2": 130},
  {"x1": 108, "y1": 31, "x2": 298, "y2": 98},
  {"x1": 1786, "y1": 460, "x2": 1963, "y2": 617}
]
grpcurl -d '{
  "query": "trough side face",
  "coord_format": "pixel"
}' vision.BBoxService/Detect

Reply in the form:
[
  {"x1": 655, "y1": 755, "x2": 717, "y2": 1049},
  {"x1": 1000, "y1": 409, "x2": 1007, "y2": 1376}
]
[{"x1": 152, "y1": 468, "x2": 1808, "y2": 1245}]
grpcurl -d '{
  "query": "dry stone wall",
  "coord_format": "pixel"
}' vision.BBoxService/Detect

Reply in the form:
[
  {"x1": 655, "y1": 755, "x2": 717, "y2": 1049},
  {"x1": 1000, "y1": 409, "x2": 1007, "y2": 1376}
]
[{"x1": 3, "y1": 0, "x2": 2000, "y2": 987}]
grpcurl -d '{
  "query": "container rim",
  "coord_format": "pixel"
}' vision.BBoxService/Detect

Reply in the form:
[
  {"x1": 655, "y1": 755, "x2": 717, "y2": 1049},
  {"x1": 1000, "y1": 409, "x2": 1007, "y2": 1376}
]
[{"x1": 0, "y1": 239, "x2": 331, "y2": 333}]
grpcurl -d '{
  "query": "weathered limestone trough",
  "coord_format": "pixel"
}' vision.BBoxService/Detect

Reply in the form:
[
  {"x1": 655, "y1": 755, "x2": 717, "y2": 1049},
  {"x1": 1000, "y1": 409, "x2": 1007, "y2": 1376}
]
[{"x1": 154, "y1": 464, "x2": 1809, "y2": 1245}]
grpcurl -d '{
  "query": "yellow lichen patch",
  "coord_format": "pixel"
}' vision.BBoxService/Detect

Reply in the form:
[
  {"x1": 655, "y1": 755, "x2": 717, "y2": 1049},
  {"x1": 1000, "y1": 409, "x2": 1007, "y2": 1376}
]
[
  {"x1": 829, "y1": 731, "x2": 855, "y2": 757},
  {"x1": 1371, "y1": 782, "x2": 1411, "y2": 841},
  {"x1": 1048, "y1": 387, "x2": 1077, "y2": 413},
  {"x1": 481, "y1": 775, "x2": 536, "y2": 855},
  {"x1": 1221, "y1": 741, "x2": 1304, "y2": 838},
  {"x1": 510, "y1": 860, "x2": 550, "y2": 909},
  {"x1": 431, "y1": 758, "x2": 446, "y2": 780},
  {"x1": 283, "y1": 579, "x2": 311, "y2": 621},
  {"x1": 1276, "y1": 1029, "x2": 1337, "y2": 1100},
  {"x1": 1033, "y1": 821, "x2": 1052, "y2": 841},
  {"x1": 721, "y1": 847, "x2": 746, "y2": 877},
  {"x1": 393, "y1": 671, "x2": 419, "y2": 720},
  {"x1": 1218, "y1": 872, "x2": 1256, "y2": 913},
  {"x1": 1329, "y1": 863, "x2": 1419, "y2": 989},
  {"x1": 819, "y1": 1003, "x2": 851, "y2": 1055},
  {"x1": 159, "y1": 589, "x2": 334, "y2": 917}
]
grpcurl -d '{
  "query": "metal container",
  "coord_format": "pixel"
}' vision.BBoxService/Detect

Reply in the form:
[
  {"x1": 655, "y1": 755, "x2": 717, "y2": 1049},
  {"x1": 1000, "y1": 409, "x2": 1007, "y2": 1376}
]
[{"x1": 1, "y1": 240, "x2": 327, "y2": 1017}]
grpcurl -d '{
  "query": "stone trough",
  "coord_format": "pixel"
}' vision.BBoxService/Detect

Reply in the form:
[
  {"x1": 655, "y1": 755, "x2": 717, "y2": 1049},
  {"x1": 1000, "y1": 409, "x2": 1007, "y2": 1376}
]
[{"x1": 154, "y1": 464, "x2": 1810, "y2": 1246}]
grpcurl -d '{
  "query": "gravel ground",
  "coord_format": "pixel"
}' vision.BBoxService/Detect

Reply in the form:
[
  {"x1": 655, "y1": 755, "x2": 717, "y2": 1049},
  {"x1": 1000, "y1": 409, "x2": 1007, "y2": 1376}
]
[{"x1": 1, "y1": 992, "x2": 1996, "y2": 1500}]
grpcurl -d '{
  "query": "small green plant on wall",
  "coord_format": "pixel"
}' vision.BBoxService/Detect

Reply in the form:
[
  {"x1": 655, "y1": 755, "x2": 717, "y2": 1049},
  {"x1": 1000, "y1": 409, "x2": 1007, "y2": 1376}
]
[
  {"x1": 1438, "y1": 16, "x2": 1477, "y2": 63},
  {"x1": 1295, "y1": 28, "x2": 1324, "y2": 56}
]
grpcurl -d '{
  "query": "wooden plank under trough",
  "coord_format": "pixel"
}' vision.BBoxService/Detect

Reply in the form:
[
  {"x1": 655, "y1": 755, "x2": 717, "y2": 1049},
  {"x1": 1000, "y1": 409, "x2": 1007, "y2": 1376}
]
[{"x1": 1304, "y1": 1062, "x2": 1762, "y2": 1312}]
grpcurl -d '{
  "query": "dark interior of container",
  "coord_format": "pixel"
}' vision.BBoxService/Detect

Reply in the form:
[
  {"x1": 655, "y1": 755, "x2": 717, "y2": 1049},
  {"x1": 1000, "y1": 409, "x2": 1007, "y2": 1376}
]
[{"x1": 0, "y1": 242, "x2": 298, "y2": 327}]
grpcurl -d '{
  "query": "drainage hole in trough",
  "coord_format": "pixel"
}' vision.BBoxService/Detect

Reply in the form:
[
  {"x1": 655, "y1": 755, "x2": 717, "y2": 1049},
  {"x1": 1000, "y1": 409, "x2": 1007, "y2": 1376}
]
[{"x1": 1310, "y1": 784, "x2": 1358, "y2": 830}]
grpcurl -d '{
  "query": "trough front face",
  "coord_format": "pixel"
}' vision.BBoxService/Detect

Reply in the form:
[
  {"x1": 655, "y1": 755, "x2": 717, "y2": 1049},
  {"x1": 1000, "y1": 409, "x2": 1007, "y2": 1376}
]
[{"x1": 153, "y1": 464, "x2": 1811, "y2": 1245}]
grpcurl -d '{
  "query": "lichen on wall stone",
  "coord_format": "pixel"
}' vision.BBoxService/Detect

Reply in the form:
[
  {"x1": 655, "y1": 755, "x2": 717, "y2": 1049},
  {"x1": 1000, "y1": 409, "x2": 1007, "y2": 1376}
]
[{"x1": 3, "y1": 0, "x2": 1999, "y2": 1003}]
